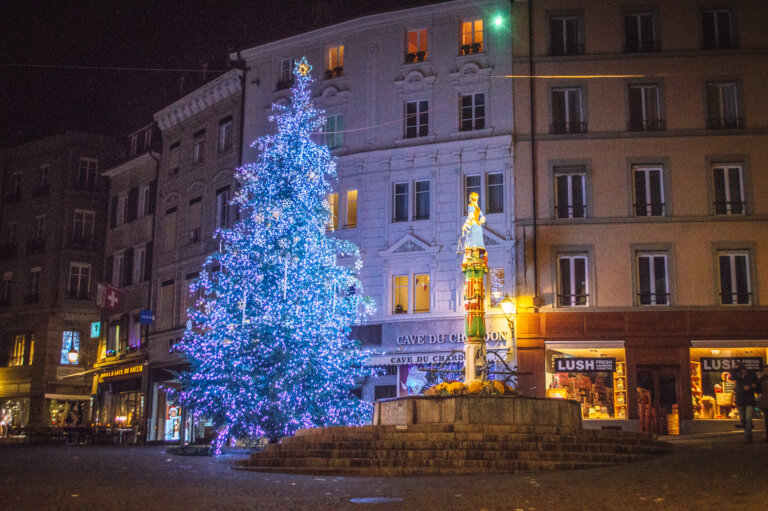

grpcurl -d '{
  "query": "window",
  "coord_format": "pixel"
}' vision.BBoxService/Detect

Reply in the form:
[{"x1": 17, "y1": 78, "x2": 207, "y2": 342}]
[
  {"x1": 393, "y1": 183, "x2": 408, "y2": 222},
  {"x1": 549, "y1": 15, "x2": 581, "y2": 56},
  {"x1": 718, "y1": 251, "x2": 751, "y2": 305},
  {"x1": 39, "y1": 165, "x2": 49, "y2": 187},
  {"x1": 414, "y1": 181, "x2": 430, "y2": 220},
  {"x1": 706, "y1": 81, "x2": 741, "y2": 129},
  {"x1": 126, "y1": 187, "x2": 139, "y2": 223},
  {"x1": 555, "y1": 170, "x2": 586, "y2": 219},
  {"x1": 324, "y1": 114, "x2": 344, "y2": 149},
  {"x1": 118, "y1": 195, "x2": 129, "y2": 225},
  {"x1": 628, "y1": 85, "x2": 663, "y2": 131},
  {"x1": 393, "y1": 275, "x2": 409, "y2": 313},
  {"x1": 636, "y1": 253, "x2": 669, "y2": 305},
  {"x1": 328, "y1": 193, "x2": 339, "y2": 231},
  {"x1": 551, "y1": 87, "x2": 584, "y2": 134},
  {"x1": 72, "y1": 210, "x2": 95, "y2": 243},
  {"x1": 164, "y1": 207, "x2": 177, "y2": 251},
  {"x1": 375, "y1": 385, "x2": 397, "y2": 400},
  {"x1": 465, "y1": 175, "x2": 481, "y2": 206},
  {"x1": 10, "y1": 335, "x2": 25, "y2": 366},
  {"x1": 216, "y1": 187, "x2": 230, "y2": 229},
  {"x1": 414, "y1": 274, "x2": 430, "y2": 313},
  {"x1": 624, "y1": 12, "x2": 657, "y2": 52},
  {"x1": 460, "y1": 93, "x2": 485, "y2": 131},
  {"x1": 406, "y1": 29, "x2": 428, "y2": 62},
  {"x1": 11, "y1": 173, "x2": 21, "y2": 193},
  {"x1": 405, "y1": 100, "x2": 429, "y2": 138},
  {"x1": 557, "y1": 255, "x2": 588, "y2": 306},
  {"x1": 34, "y1": 216, "x2": 45, "y2": 239},
  {"x1": 218, "y1": 117, "x2": 233, "y2": 153},
  {"x1": 60, "y1": 331, "x2": 80, "y2": 365},
  {"x1": 632, "y1": 166, "x2": 665, "y2": 217},
  {"x1": 159, "y1": 280, "x2": 176, "y2": 330},
  {"x1": 188, "y1": 197, "x2": 202, "y2": 244},
  {"x1": 489, "y1": 268, "x2": 505, "y2": 308},
  {"x1": 702, "y1": 9, "x2": 735, "y2": 50},
  {"x1": 486, "y1": 173, "x2": 503, "y2": 214},
  {"x1": 7, "y1": 222, "x2": 17, "y2": 243},
  {"x1": 192, "y1": 129, "x2": 205, "y2": 165},
  {"x1": 1, "y1": 272, "x2": 12, "y2": 304},
  {"x1": 112, "y1": 252, "x2": 124, "y2": 287},
  {"x1": 712, "y1": 164, "x2": 745, "y2": 215},
  {"x1": 77, "y1": 158, "x2": 98, "y2": 189},
  {"x1": 28, "y1": 267, "x2": 41, "y2": 301},
  {"x1": 139, "y1": 185, "x2": 151, "y2": 217},
  {"x1": 346, "y1": 190, "x2": 357, "y2": 228},
  {"x1": 67, "y1": 263, "x2": 90, "y2": 300},
  {"x1": 460, "y1": 19, "x2": 483, "y2": 54},
  {"x1": 129, "y1": 134, "x2": 138, "y2": 156},
  {"x1": 133, "y1": 245, "x2": 147, "y2": 284},
  {"x1": 327, "y1": 45, "x2": 344, "y2": 76},
  {"x1": 169, "y1": 142, "x2": 180, "y2": 175},
  {"x1": 279, "y1": 58, "x2": 296, "y2": 86}
]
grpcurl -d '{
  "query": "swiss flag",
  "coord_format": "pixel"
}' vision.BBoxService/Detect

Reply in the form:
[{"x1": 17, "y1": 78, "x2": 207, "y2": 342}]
[{"x1": 97, "y1": 283, "x2": 122, "y2": 310}]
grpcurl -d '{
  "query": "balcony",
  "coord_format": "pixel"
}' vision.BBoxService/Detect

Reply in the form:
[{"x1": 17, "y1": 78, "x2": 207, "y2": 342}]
[
  {"x1": 66, "y1": 288, "x2": 91, "y2": 300},
  {"x1": 550, "y1": 121, "x2": 587, "y2": 135},
  {"x1": 324, "y1": 67, "x2": 344, "y2": 80},
  {"x1": 275, "y1": 78, "x2": 294, "y2": 90},
  {"x1": 459, "y1": 43, "x2": 482, "y2": 56},
  {"x1": 4, "y1": 191, "x2": 22, "y2": 203},
  {"x1": 627, "y1": 119, "x2": 666, "y2": 132},
  {"x1": 31, "y1": 185, "x2": 50, "y2": 197},
  {"x1": 707, "y1": 117, "x2": 743, "y2": 130},
  {"x1": 623, "y1": 40, "x2": 660, "y2": 53},
  {"x1": 26, "y1": 238, "x2": 46, "y2": 255},
  {"x1": 66, "y1": 232, "x2": 95, "y2": 249},
  {"x1": 405, "y1": 51, "x2": 427, "y2": 63},
  {"x1": 548, "y1": 43, "x2": 584, "y2": 56},
  {"x1": 0, "y1": 243, "x2": 17, "y2": 260}
]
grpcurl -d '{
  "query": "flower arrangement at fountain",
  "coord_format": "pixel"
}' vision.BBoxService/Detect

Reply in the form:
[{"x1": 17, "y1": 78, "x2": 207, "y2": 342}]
[{"x1": 425, "y1": 380, "x2": 516, "y2": 397}]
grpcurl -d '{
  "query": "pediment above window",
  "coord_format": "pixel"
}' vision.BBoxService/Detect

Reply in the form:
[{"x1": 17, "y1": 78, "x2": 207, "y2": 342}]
[
  {"x1": 481, "y1": 226, "x2": 513, "y2": 248},
  {"x1": 314, "y1": 86, "x2": 352, "y2": 107},
  {"x1": 394, "y1": 70, "x2": 436, "y2": 93},
  {"x1": 379, "y1": 230, "x2": 439, "y2": 257},
  {"x1": 449, "y1": 62, "x2": 492, "y2": 89}
]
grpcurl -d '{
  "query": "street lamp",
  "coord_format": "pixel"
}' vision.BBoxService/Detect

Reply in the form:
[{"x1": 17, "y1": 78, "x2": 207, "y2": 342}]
[
  {"x1": 500, "y1": 294, "x2": 518, "y2": 385},
  {"x1": 67, "y1": 344, "x2": 79, "y2": 364}
]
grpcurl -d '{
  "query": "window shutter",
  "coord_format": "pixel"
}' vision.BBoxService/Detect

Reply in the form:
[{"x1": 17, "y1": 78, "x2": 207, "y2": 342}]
[
  {"x1": 127, "y1": 187, "x2": 139, "y2": 222},
  {"x1": 143, "y1": 242, "x2": 153, "y2": 282},
  {"x1": 148, "y1": 180, "x2": 157, "y2": 215},
  {"x1": 123, "y1": 248, "x2": 134, "y2": 287},
  {"x1": 106, "y1": 255, "x2": 114, "y2": 284}
]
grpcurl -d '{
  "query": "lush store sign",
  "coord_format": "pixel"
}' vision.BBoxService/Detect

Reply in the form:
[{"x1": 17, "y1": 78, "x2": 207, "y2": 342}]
[
  {"x1": 699, "y1": 357, "x2": 763, "y2": 372},
  {"x1": 554, "y1": 357, "x2": 616, "y2": 373}
]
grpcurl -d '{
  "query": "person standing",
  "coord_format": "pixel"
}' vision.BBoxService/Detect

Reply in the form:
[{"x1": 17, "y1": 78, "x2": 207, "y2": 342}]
[
  {"x1": 731, "y1": 363, "x2": 759, "y2": 443},
  {"x1": 758, "y1": 365, "x2": 768, "y2": 443}
]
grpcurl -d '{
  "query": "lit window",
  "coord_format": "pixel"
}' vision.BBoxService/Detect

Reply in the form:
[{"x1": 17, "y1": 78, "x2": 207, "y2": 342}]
[
  {"x1": 557, "y1": 255, "x2": 588, "y2": 307},
  {"x1": 60, "y1": 331, "x2": 80, "y2": 365},
  {"x1": 407, "y1": 29, "x2": 428, "y2": 61},
  {"x1": 328, "y1": 193, "x2": 339, "y2": 231},
  {"x1": 460, "y1": 19, "x2": 483, "y2": 54},
  {"x1": 10, "y1": 335, "x2": 25, "y2": 366},
  {"x1": 718, "y1": 251, "x2": 751, "y2": 305},
  {"x1": 393, "y1": 275, "x2": 409, "y2": 314},
  {"x1": 636, "y1": 253, "x2": 669, "y2": 305},
  {"x1": 489, "y1": 268, "x2": 505, "y2": 308},
  {"x1": 346, "y1": 190, "x2": 357, "y2": 228},
  {"x1": 712, "y1": 164, "x2": 745, "y2": 215},
  {"x1": 414, "y1": 274, "x2": 430, "y2": 313},
  {"x1": 460, "y1": 93, "x2": 485, "y2": 131},
  {"x1": 328, "y1": 45, "x2": 344, "y2": 74}
]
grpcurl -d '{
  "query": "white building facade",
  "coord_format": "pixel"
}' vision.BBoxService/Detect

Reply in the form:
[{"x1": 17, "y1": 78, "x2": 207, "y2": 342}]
[{"x1": 236, "y1": 0, "x2": 517, "y2": 400}]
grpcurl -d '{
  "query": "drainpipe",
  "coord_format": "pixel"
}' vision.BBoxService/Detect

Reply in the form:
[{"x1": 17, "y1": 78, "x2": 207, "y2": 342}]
[
  {"x1": 528, "y1": 0, "x2": 539, "y2": 306},
  {"x1": 233, "y1": 49, "x2": 248, "y2": 167}
]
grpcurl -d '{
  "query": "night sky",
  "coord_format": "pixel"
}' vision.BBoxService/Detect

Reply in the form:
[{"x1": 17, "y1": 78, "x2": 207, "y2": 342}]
[{"x1": 0, "y1": 0, "x2": 441, "y2": 147}]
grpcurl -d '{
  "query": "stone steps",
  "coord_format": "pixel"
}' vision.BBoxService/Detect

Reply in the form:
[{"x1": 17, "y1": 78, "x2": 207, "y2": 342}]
[{"x1": 238, "y1": 423, "x2": 672, "y2": 476}]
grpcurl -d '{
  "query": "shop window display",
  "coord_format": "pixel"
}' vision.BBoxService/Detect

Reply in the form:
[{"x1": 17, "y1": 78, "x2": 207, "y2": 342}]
[
  {"x1": 689, "y1": 347, "x2": 766, "y2": 420},
  {"x1": 545, "y1": 348, "x2": 626, "y2": 419}
]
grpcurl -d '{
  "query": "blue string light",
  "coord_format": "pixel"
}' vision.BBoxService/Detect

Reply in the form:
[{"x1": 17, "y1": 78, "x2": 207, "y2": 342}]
[{"x1": 176, "y1": 58, "x2": 375, "y2": 454}]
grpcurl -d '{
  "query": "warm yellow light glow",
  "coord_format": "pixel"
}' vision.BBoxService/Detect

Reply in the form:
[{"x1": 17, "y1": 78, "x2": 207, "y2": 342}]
[
  {"x1": 500, "y1": 294, "x2": 516, "y2": 317},
  {"x1": 67, "y1": 348, "x2": 79, "y2": 364}
]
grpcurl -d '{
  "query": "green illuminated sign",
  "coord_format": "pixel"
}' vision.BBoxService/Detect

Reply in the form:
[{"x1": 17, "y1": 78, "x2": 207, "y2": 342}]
[{"x1": 90, "y1": 321, "x2": 101, "y2": 339}]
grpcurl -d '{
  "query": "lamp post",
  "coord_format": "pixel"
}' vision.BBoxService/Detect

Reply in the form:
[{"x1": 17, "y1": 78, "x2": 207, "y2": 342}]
[{"x1": 500, "y1": 294, "x2": 518, "y2": 387}]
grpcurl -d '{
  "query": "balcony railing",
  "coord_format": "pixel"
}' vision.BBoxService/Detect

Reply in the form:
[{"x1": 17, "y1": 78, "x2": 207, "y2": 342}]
[
  {"x1": 638, "y1": 293, "x2": 669, "y2": 305},
  {"x1": 714, "y1": 201, "x2": 746, "y2": 215},
  {"x1": 557, "y1": 294, "x2": 589, "y2": 307},
  {"x1": 548, "y1": 43, "x2": 584, "y2": 56},
  {"x1": 324, "y1": 67, "x2": 344, "y2": 79},
  {"x1": 67, "y1": 232, "x2": 95, "y2": 249},
  {"x1": 393, "y1": 305, "x2": 408, "y2": 314},
  {"x1": 459, "y1": 42, "x2": 482, "y2": 55},
  {"x1": 24, "y1": 294, "x2": 40, "y2": 304},
  {"x1": 707, "y1": 117, "x2": 744, "y2": 130},
  {"x1": 26, "y1": 238, "x2": 46, "y2": 255},
  {"x1": 66, "y1": 288, "x2": 91, "y2": 300},
  {"x1": 550, "y1": 121, "x2": 587, "y2": 135},
  {"x1": 634, "y1": 202, "x2": 666, "y2": 217},
  {"x1": 405, "y1": 51, "x2": 427, "y2": 63},
  {"x1": 275, "y1": 78, "x2": 294, "y2": 90},
  {"x1": 555, "y1": 205, "x2": 587, "y2": 219},
  {"x1": 720, "y1": 291, "x2": 752, "y2": 305},
  {"x1": 627, "y1": 119, "x2": 666, "y2": 132},
  {"x1": 703, "y1": 38, "x2": 738, "y2": 50},
  {"x1": 0, "y1": 243, "x2": 17, "y2": 260},
  {"x1": 623, "y1": 40, "x2": 660, "y2": 53}
]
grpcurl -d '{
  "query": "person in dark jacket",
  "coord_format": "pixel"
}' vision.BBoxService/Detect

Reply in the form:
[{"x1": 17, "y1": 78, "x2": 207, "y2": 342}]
[
  {"x1": 730, "y1": 363, "x2": 759, "y2": 443},
  {"x1": 758, "y1": 365, "x2": 768, "y2": 443}
]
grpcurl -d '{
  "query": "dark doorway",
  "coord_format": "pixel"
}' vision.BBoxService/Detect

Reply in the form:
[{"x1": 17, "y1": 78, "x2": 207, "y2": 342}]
[{"x1": 636, "y1": 365, "x2": 679, "y2": 435}]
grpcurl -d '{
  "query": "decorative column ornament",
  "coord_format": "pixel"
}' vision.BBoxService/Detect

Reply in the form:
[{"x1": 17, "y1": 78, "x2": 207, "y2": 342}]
[{"x1": 460, "y1": 192, "x2": 487, "y2": 384}]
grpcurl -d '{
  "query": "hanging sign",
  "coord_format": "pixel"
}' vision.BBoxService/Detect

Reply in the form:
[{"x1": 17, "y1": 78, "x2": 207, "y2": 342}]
[
  {"x1": 139, "y1": 309, "x2": 155, "y2": 325},
  {"x1": 699, "y1": 357, "x2": 763, "y2": 372},
  {"x1": 90, "y1": 321, "x2": 101, "y2": 339},
  {"x1": 554, "y1": 357, "x2": 616, "y2": 373}
]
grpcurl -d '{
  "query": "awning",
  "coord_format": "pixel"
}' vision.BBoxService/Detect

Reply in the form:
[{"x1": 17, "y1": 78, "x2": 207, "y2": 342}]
[
  {"x1": 44, "y1": 393, "x2": 92, "y2": 401},
  {"x1": 60, "y1": 361, "x2": 144, "y2": 379},
  {"x1": 691, "y1": 340, "x2": 768, "y2": 348},
  {"x1": 545, "y1": 341, "x2": 625, "y2": 349},
  {"x1": 367, "y1": 348, "x2": 505, "y2": 366},
  {"x1": 60, "y1": 367, "x2": 102, "y2": 379}
]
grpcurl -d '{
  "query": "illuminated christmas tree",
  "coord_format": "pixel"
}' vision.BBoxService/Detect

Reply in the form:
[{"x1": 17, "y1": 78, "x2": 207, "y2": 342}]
[{"x1": 178, "y1": 58, "x2": 374, "y2": 453}]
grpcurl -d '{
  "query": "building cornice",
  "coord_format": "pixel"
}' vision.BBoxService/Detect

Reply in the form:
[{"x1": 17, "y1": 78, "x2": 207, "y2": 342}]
[
  {"x1": 102, "y1": 151, "x2": 159, "y2": 178},
  {"x1": 153, "y1": 69, "x2": 243, "y2": 131}
]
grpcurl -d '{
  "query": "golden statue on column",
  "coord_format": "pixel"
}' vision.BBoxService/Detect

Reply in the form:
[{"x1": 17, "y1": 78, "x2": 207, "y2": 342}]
[{"x1": 461, "y1": 192, "x2": 488, "y2": 384}]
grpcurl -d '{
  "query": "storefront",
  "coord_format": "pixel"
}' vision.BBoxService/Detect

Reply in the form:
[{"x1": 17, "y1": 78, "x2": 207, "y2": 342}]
[
  {"x1": 1, "y1": 398, "x2": 29, "y2": 436},
  {"x1": 689, "y1": 340, "x2": 766, "y2": 428},
  {"x1": 92, "y1": 363, "x2": 145, "y2": 440},
  {"x1": 544, "y1": 342, "x2": 627, "y2": 422},
  {"x1": 147, "y1": 369, "x2": 213, "y2": 444}
]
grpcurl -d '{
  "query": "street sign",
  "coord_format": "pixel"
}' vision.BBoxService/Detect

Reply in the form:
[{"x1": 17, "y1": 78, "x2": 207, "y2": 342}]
[
  {"x1": 90, "y1": 321, "x2": 101, "y2": 339},
  {"x1": 139, "y1": 309, "x2": 155, "y2": 325}
]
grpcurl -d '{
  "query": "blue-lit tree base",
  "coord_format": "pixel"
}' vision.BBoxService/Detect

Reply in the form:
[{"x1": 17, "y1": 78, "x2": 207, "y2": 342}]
[{"x1": 177, "y1": 58, "x2": 375, "y2": 454}]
